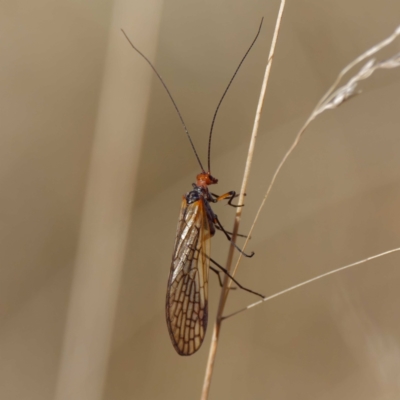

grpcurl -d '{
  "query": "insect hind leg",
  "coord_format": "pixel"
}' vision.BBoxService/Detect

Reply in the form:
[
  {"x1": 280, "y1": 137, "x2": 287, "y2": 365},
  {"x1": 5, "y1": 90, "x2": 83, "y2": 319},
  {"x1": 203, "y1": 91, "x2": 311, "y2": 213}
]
[
  {"x1": 210, "y1": 258, "x2": 264, "y2": 299},
  {"x1": 210, "y1": 266, "x2": 237, "y2": 290}
]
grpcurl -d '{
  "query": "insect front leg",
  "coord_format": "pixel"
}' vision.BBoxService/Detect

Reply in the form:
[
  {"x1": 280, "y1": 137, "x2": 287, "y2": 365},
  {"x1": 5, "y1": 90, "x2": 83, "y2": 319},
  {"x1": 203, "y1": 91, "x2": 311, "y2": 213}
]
[
  {"x1": 209, "y1": 192, "x2": 249, "y2": 237},
  {"x1": 211, "y1": 191, "x2": 245, "y2": 207}
]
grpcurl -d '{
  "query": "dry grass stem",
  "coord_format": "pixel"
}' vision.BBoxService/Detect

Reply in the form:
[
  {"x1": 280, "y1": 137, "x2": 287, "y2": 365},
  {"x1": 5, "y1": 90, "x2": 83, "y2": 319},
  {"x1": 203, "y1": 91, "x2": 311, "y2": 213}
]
[
  {"x1": 222, "y1": 247, "x2": 400, "y2": 320},
  {"x1": 230, "y1": 24, "x2": 400, "y2": 284},
  {"x1": 315, "y1": 25, "x2": 400, "y2": 116},
  {"x1": 200, "y1": 2, "x2": 286, "y2": 399}
]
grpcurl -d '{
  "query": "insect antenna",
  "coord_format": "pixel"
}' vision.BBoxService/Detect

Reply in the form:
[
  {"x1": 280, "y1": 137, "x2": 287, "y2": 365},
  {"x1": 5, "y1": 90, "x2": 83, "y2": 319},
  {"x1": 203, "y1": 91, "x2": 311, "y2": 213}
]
[
  {"x1": 121, "y1": 29, "x2": 205, "y2": 172},
  {"x1": 207, "y1": 17, "x2": 264, "y2": 173}
]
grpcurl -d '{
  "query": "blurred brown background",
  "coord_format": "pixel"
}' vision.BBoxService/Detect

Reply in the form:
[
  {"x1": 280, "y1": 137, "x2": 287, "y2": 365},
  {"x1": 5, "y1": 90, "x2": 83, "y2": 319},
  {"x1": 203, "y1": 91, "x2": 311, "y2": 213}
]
[{"x1": 1, "y1": 0, "x2": 400, "y2": 399}]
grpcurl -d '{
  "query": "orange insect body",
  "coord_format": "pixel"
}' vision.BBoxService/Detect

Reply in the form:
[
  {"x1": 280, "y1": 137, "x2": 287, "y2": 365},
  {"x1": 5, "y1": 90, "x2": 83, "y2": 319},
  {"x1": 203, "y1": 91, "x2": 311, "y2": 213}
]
[
  {"x1": 166, "y1": 172, "x2": 218, "y2": 355},
  {"x1": 122, "y1": 18, "x2": 264, "y2": 356},
  {"x1": 165, "y1": 170, "x2": 263, "y2": 355}
]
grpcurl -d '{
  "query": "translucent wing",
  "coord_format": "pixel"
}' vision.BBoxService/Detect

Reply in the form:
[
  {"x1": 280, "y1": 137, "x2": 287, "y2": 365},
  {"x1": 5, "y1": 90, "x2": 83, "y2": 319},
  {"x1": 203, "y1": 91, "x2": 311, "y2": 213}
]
[{"x1": 166, "y1": 196, "x2": 211, "y2": 355}]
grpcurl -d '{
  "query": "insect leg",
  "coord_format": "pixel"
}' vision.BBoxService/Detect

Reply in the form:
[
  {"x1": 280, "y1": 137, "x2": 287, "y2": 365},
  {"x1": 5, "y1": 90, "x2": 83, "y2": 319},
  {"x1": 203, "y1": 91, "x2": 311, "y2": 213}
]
[
  {"x1": 214, "y1": 215, "x2": 254, "y2": 258},
  {"x1": 210, "y1": 258, "x2": 265, "y2": 299},
  {"x1": 211, "y1": 191, "x2": 245, "y2": 208},
  {"x1": 210, "y1": 193, "x2": 249, "y2": 237},
  {"x1": 210, "y1": 266, "x2": 237, "y2": 290},
  {"x1": 210, "y1": 266, "x2": 224, "y2": 286},
  {"x1": 214, "y1": 224, "x2": 249, "y2": 238}
]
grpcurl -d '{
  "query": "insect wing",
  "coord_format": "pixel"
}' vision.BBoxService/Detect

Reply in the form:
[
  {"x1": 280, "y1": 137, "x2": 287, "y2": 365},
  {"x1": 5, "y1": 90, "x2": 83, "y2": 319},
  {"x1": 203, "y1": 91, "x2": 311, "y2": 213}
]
[{"x1": 166, "y1": 197, "x2": 211, "y2": 355}]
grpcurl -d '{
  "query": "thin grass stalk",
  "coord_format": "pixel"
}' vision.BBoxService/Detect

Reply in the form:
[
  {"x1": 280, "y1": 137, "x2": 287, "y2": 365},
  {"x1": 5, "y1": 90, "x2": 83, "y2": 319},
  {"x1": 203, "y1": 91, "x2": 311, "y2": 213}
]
[
  {"x1": 223, "y1": 247, "x2": 400, "y2": 320},
  {"x1": 200, "y1": 2, "x2": 286, "y2": 398}
]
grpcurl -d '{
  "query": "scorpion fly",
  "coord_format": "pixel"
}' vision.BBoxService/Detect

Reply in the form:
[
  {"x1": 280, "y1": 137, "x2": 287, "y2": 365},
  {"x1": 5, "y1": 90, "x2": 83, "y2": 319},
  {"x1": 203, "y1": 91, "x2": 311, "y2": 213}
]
[{"x1": 122, "y1": 18, "x2": 265, "y2": 356}]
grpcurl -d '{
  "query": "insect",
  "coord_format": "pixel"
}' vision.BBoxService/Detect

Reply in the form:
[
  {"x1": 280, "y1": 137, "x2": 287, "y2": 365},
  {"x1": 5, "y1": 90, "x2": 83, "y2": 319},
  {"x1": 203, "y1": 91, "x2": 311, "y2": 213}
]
[{"x1": 122, "y1": 18, "x2": 265, "y2": 355}]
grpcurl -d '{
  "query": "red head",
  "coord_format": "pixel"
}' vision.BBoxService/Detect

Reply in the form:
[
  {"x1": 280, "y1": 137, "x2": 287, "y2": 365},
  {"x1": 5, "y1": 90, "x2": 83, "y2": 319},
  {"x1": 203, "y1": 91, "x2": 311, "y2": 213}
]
[{"x1": 196, "y1": 172, "x2": 218, "y2": 188}]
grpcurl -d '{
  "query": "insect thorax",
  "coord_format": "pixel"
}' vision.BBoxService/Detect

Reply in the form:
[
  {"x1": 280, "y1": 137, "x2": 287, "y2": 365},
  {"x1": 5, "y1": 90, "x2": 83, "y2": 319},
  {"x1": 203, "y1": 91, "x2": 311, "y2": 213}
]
[{"x1": 186, "y1": 186, "x2": 207, "y2": 204}]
